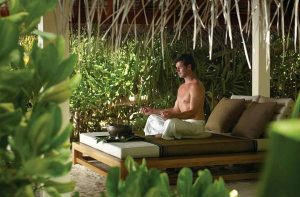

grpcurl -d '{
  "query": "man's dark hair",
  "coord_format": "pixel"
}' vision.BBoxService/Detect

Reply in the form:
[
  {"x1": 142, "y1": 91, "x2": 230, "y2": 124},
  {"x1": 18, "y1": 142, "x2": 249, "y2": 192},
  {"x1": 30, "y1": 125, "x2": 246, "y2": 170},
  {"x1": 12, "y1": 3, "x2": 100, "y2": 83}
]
[{"x1": 175, "y1": 54, "x2": 197, "y2": 71}]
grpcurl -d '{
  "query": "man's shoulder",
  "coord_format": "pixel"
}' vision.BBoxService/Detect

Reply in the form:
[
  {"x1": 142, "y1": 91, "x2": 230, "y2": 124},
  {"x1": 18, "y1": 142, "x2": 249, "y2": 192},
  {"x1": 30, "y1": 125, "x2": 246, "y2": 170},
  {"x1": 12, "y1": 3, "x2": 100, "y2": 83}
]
[{"x1": 191, "y1": 79, "x2": 204, "y2": 88}]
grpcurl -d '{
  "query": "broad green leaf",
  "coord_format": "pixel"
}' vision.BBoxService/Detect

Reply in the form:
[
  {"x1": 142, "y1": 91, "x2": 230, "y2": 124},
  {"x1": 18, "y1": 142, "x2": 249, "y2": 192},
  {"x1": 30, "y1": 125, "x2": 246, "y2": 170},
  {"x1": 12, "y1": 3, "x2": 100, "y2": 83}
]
[
  {"x1": 159, "y1": 173, "x2": 172, "y2": 197},
  {"x1": 4, "y1": 12, "x2": 28, "y2": 23},
  {"x1": 139, "y1": 168, "x2": 158, "y2": 196},
  {"x1": 122, "y1": 174, "x2": 141, "y2": 197},
  {"x1": 259, "y1": 118, "x2": 300, "y2": 197},
  {"x1": 0, "y1": 85, "x2": 19, "y2": 102},
  {"x1": 270, "y1": 120, "x2": 300, "y2": 141},
  {"x1": 23, "y1": 158, "x2": 71, "y2": 177},
  {"x1": 22, "y1": 18, "x2": 40, "y2": 34},
  {"x1": 55, "y1": 36, "x2": 66, "y2": 62},
  {"x1": 0, "y1": 20, "x2": 18, "y2": 62},
  {"x1": 48, "y1": 104, "x2": 62, "y2": 136},
  {"x1": 0, "y1": 107, "x2": 22, "y2": 136},
  {"x1": 8, "y1": 0, "x2": 24, "y2": 14},
  {"x1": 27, "y1": 112, "x2": 53, "y2": 154},
  {"x1": 176, "y1": 167, "x2": 193, "y2": 197},
  {"x1": 32, "y1": 29, "x2": 57, "y2": 41},
  {"x1": 33, "y1": 43, "x2": 61, "y2": 84},
  {"x1": 45, "y1": 180, "x2": 75, "y2": 193},
  {"x1": 125, "y1": 156, "x2": 139, "y2": 172},
  {"x1": 15, "y1": 185, "x2": 35, "y2": 197},
  {"x1": 13, "y1": 125, "x2": 32, "y2": 160},
  {"x1": 47, "y1": 53, "x2": 77, "y2": 88},
  {"x1": 202, "y1": 178, "x2": 229, "y2": 197},
  {"x1": 0, "y1": 69, "x2": 33, "y2": 97},
  {"x1": 106, "y1": 167, "x2": 120, "y2": 197},
  {"x1": 38, "y1": 74, "x2": 81, "y2": 105},
  {"x1": 44, "y1": 187, "x2": 60, "y2": 197},
  {"x1": 9, "y1": 47, "x2": 25, "y2": 69},
  {"x1": 49, "y1": 147, "x2": 72, "y2": 161},
  {"x1": 9, "y1": 0, "x2": 57, "y2": 33},
  {"x1": 192, "y1": 169, "x2": 213, "y2": 196},
  {"x1": 144, "y1": 187, "x2": 165, "y2": 197},
  {"x1": 47, "y1": 124, "x2": 73, "y2": 151}
]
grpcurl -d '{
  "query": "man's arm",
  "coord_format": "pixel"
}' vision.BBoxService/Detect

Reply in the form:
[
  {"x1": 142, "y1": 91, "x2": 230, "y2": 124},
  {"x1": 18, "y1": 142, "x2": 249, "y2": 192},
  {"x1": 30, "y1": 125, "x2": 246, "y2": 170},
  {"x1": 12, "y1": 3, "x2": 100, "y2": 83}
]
[
  {"x1": 140, "y1": 107, "x2": 162, "y2": 115},
  {"x1": 140, "y1": 99, "x2": 180, "y2": 116}
]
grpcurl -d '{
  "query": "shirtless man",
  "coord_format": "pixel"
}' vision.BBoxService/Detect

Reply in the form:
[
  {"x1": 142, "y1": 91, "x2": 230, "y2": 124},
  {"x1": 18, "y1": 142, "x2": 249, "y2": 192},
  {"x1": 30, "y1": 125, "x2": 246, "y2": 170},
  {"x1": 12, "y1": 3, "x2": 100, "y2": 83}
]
[{"x1": 140, "y1": 54, "x2": 210, "y2": 140}]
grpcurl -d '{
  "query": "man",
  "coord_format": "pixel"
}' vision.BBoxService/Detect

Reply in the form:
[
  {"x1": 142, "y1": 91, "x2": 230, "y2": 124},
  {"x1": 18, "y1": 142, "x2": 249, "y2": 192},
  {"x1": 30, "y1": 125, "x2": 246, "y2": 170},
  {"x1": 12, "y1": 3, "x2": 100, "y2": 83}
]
[{"x1": 140, "y1": 54, "x2": 211, "y2": 140}]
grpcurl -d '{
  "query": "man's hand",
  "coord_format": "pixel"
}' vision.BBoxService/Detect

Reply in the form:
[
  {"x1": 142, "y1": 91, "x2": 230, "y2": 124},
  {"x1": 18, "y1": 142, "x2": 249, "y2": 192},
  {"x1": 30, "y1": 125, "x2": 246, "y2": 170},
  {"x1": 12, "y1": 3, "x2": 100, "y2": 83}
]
[
  {"x1": 140, "y1": 107, "x2": 154, "y2": 115},
  {"x1": 160, "y1": 110, "x2": 174, "y2": 119}
]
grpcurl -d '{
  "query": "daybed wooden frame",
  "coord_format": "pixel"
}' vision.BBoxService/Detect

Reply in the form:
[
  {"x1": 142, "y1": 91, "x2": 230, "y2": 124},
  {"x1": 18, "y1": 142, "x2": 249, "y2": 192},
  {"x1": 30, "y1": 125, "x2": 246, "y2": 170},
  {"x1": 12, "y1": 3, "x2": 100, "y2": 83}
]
[{"x1": 72, "y1": 142, "x2": 264, "y2": 181}]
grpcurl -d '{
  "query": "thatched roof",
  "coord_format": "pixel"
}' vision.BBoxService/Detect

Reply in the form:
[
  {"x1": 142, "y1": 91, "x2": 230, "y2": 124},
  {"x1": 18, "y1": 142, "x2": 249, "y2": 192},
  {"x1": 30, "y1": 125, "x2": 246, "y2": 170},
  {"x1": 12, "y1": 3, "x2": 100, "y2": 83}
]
[{"x1": 68, "y1": 0, "x2": 299, "y2": 69}]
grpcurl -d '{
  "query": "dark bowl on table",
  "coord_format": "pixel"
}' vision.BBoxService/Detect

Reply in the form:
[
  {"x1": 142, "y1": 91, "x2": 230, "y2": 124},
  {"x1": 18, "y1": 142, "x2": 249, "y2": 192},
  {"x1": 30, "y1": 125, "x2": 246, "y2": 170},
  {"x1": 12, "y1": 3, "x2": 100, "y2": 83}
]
[{"x1": 107, "y1": 124, "x2": 133, "y2": 137}]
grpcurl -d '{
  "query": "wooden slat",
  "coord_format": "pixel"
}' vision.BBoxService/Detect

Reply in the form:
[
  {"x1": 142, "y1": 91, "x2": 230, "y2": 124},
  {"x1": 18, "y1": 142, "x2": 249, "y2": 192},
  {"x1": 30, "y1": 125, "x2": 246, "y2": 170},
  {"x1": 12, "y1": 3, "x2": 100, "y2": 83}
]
[
  {"x1": 139, "y1": 153, "x2": 264, "y2": 169},
  {"x1": 217, "y1": 172, "x2": 259, "y2": 181},
  {"x1": 76, "y1": 157, "x2": 109, "y2": 177}
]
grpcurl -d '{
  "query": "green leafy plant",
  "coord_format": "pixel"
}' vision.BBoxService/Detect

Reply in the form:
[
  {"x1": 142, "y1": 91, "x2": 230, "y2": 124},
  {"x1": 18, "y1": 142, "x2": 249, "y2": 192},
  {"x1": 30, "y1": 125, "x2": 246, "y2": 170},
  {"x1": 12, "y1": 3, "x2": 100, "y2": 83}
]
[
  {"x1": 270, "y1": 36, "x2": 300, "y2": 99},
  {"x1": 0, "y1": 0, "x2": 80, "y2": 196},
  {"x1": 101, "y1": 156, "x2": 231, "y2": 197},
  {"x1": 258, "y1": 92, "x2": 300, "y2": 197}
]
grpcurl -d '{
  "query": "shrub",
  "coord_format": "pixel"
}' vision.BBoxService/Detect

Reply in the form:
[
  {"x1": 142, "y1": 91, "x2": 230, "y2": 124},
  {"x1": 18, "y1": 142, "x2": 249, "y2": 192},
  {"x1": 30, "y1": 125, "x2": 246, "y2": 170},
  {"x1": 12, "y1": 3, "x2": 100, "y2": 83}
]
[{"x1": 0, "y1": 0, "x2": 80, "y2": 196}]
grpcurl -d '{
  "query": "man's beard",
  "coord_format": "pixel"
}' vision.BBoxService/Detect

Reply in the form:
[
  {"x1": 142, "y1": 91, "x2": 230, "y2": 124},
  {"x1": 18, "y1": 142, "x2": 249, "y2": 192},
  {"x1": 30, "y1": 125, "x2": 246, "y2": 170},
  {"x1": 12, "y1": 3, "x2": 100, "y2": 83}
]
[{"x1": 178, "y1": 73, "x2": 185, "y2": 78}]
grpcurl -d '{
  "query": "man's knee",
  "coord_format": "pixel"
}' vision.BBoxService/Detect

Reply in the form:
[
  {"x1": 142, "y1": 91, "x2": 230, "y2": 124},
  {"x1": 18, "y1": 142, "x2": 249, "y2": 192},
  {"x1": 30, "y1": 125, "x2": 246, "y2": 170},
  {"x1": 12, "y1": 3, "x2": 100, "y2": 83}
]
[
  {"x1": 147, "y1": 114, "x2": 160, "y2": 121},
  {"x1": 167, "y1": 118, "x2": 181, "y2": 127}
]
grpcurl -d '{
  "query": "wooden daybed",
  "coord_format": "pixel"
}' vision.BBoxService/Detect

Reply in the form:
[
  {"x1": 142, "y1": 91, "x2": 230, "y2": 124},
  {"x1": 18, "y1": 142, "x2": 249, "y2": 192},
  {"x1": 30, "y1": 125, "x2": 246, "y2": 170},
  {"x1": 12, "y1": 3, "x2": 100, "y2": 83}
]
[
  {"x1": 72, "y1": 133, "x2": 265, "y2": 181},
  {"x1": 72, "y1": 95, "x2": 294, "y2": 181}
]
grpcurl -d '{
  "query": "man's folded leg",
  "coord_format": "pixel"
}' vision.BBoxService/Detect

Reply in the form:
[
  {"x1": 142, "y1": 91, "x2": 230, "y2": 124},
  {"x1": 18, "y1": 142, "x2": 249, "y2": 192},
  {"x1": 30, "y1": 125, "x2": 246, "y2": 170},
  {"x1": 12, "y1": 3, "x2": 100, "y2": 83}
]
[
  {"x1": 144, "y1": 114, "x2": 165, "y2": 135},
  {"x1": 161, "y1": 118, "x2": 210, "y2": 140}
]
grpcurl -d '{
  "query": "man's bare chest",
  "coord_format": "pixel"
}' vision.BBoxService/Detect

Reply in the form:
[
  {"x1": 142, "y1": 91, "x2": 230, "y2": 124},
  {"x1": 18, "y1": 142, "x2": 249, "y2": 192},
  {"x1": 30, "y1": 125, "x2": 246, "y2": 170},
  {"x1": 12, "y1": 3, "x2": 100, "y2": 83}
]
[{"x1": 177, "y1": 86, "x2": 191, "y2": 103}]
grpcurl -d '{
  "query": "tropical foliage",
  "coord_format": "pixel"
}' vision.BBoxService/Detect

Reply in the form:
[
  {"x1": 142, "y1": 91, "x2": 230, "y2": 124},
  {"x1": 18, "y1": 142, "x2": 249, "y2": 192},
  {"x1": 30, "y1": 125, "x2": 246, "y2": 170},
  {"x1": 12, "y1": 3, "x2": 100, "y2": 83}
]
[
  {"x1": 0, "y1": 0, "x2": 80, "y2": 196},
  {"x1": 102, "y1": 156, "x2": 231, "y2": 197},
  {"x1": 270, "y1": 36, "x2": 300, "y2": 98}
]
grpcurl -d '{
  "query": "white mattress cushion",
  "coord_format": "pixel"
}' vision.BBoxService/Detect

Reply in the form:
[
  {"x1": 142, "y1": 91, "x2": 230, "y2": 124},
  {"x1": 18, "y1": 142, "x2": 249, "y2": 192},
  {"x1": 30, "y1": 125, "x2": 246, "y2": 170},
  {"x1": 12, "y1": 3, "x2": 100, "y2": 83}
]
[{"x1": 79, "y1": 132, "x2": 159, "y2": 159}]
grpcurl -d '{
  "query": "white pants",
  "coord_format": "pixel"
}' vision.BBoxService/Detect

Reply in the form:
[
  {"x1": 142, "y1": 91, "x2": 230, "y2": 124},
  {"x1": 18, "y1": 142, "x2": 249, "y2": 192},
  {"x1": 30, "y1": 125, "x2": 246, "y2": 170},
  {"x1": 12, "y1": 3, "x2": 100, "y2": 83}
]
[{"x1": 144, "y1": 114, "x2": 211, "y2": 140}]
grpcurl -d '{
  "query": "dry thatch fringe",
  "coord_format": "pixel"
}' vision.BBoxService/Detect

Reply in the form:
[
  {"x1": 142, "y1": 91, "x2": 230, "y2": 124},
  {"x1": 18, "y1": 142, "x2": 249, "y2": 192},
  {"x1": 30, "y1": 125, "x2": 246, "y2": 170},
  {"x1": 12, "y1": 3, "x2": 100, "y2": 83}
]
[
  {"x1": 69, "y1": 0, "x2": 299, "y2": 69},
  {"x1": 235, "y1": 0, "x2": 251, "y2": 68}
]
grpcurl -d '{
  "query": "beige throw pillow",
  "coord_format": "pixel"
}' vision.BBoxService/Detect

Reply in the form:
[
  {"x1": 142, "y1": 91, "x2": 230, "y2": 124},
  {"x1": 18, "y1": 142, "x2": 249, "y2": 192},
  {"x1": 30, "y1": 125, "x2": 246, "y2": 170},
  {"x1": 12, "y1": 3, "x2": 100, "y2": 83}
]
[
  {"x1": 232, "y1": 102, "x2": 277, "y2": 138},
  {"x1": 205, "y1": 98, "x2": 246, "y2": 133}
]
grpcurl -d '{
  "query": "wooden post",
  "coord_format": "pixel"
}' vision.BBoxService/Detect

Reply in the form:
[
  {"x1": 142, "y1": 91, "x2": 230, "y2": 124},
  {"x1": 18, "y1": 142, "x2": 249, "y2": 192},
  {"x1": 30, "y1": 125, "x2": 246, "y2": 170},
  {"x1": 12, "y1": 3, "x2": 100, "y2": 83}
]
[{"x1": 252, "y1": 0, "x2": 270, "y2": 97}]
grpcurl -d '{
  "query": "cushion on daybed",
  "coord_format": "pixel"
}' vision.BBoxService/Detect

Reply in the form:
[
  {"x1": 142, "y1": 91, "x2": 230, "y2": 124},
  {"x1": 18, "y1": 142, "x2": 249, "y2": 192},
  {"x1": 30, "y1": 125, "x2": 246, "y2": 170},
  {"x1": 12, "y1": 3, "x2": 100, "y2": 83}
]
[
  {"x1": 205, "y1": 98, "x2": 246, "y2": 133},
  {"x1": 232, "y1": 102, "x2": 277, "y2": 138},
  {"x1": 258, "y1": 96, "x2": 295, "y2": 120},
  {"x1": 144, "y1": 133, "x2": 258, "y2": 157}
]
